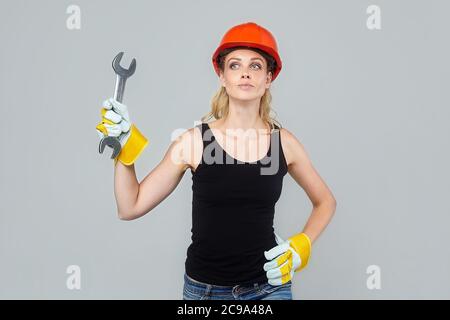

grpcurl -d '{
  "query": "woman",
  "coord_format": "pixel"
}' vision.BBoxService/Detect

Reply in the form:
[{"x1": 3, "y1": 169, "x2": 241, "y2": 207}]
[{"x1": 96, "y1": 22, "x2": 337, "y2": 300}]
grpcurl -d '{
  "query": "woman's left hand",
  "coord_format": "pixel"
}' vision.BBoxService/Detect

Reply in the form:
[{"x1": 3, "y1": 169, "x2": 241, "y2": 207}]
[{"x1": 263, "y1": 232, "x2": 312, "y2": 286}]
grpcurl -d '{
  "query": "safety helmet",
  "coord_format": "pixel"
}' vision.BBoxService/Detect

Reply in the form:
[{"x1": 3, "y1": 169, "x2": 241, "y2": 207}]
[{"x1": 212, "y1": 22, "x2": 282, "y2": 81}]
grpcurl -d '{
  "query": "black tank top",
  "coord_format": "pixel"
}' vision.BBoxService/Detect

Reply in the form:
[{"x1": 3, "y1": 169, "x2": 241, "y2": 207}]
[{"x1": 185, "y1": 122, "x2": 288, "y2": 286}]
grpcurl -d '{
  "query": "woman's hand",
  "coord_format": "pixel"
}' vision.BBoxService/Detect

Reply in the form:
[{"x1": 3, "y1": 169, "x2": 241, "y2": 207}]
[
  {"x1": 96, "y1": 98, "x2": 148, "y2": 165},
  {"x1": 263, "y1": 232, "x2": 312, "y2": 286},
  {"x1": 96, "y1": 98, "x2": 132, "y2": 146}
]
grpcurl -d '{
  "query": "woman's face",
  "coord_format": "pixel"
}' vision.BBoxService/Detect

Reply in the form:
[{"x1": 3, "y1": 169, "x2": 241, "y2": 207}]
[{"x1": 219, "y1": 49, "x2": 272, "y2": 101}]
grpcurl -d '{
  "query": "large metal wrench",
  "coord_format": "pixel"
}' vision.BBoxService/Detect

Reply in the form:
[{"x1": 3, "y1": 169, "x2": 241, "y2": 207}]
[{"x1": 98, "y1": 52, "x2": 137, "y2": 159}]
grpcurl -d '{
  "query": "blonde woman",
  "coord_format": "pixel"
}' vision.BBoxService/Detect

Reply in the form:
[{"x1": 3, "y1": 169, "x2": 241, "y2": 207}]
[{"x1": 96, "y1": 22, "x2": 336, "y2": 300}]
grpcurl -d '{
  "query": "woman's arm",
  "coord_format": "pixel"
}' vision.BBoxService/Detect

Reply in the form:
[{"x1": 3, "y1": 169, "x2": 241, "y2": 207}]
[
  {"x1": 114, "y1": 127, "x2": 197, "y2": 220},
  {"x1": 280, "y1": 128, "x2": 337, "y2": 244}
]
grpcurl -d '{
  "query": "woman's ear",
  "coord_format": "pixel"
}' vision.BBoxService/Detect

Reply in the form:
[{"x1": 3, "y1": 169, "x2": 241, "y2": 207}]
[
  {"x1": 219, "y1": 71, "x2": 226, "y2": 87},
  {"x1": 265, "y1": 72, "x2": 272, "y2": 88}
]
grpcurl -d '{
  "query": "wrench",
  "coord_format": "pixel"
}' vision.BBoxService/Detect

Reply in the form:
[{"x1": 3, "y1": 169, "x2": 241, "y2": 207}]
[{"x1": 99, "y1": 52, "x2": 137, "y2": 159}]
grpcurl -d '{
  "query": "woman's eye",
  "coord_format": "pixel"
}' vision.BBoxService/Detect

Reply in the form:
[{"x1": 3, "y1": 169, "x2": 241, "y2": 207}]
[{"x1": 230, "y1": 63, "x2": 261, "y2": 70}]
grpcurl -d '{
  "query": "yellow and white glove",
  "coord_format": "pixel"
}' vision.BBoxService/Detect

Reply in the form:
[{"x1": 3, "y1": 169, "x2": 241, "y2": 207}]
[
  {"x1": 96, "y1": 97, "x2": 148, "y2": 166},
  {"x1": 263, "y1": 232, "x2": 312, "y2": 286}
]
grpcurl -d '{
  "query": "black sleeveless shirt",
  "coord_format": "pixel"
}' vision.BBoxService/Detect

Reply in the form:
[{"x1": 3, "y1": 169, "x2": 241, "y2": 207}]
[{"x1": 185, "y1": 122, "x2": 288, "y2": 286}]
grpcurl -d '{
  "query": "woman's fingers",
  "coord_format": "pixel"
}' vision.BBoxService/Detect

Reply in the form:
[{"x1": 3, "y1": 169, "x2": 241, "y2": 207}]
[
  {"x1": 266, "y1": 256, "x2": 293, "y2": 279},
  {"x1": 263, "y1": 250, "x2": 291, "y2": 271},
  {"x1": 268, "y1": 273, "x2": 292, "y2": 286},
  {"x1": 264, "y1": 242, "x2": 290, "y2": 261},
  {"x1": 120, "y1": 119, "x2": 131, "y2": 133},
  {"x1": 97, "y1": 98, "x2": 132, "y2": 143},
  {"x1": 106, "y1": 98, "x2": 130, "y2": 122},
  {"x1": 102, "y1": 108, "x2": 122, "y2": 124},
  {"x1": 103, "y1": 123, "x2": 122, "y2": 137},
  {"x1": 102, "y1": 99, "x2": 113, "y2": 110}
]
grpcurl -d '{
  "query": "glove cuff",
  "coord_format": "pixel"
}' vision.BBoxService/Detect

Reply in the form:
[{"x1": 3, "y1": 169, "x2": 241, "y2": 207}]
[
  {"x1": 288, "y1": 232, "x2": 312, "y2": 272},
  {"x1": 115, "y1": 124, "x2": 148, "y2": 166}
]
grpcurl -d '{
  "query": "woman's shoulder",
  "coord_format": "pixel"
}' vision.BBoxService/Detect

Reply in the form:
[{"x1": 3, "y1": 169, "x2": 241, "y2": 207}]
[
  {"x1": 175, "y1": 124, "x2": 205, "y2": 172},
  {"x1": 277, "y1": 126, "x2": 301, "y2": 168}
]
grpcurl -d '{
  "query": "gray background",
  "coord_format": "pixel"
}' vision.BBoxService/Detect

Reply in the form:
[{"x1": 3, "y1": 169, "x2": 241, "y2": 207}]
[{"x1": 0, "y1": 0, "x2": 449, "y2": 299}]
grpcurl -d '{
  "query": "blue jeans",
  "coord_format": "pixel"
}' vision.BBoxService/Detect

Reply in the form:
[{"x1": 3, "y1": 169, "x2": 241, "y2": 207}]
[{"x1": 183, "y1": 272, "x2": 292, "y2": 300}]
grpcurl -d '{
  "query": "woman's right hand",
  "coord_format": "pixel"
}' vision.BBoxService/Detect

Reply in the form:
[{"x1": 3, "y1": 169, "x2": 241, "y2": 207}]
[
  {"x1": 96, "y1": 98, "x2": 132, "y2": 146},
  {"x1": 96, "y1": 97, "x2": 149, "y2": 166}
]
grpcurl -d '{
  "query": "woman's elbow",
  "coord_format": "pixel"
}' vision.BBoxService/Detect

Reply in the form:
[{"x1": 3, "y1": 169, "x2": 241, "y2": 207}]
[
  {"x1": 118, "y1": 207, "x2": 149, "y2": 221},
  {"x1": 118, "y1": 211, "x2": 137, "y2": 221},
  {"x1": 330, "y1": 198, "x2": 337, "y2": 215}
]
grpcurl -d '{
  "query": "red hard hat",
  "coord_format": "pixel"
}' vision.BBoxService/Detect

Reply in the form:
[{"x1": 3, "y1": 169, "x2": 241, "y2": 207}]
[{"x1": 212, "y1": 22, "x2": 282, "y2": 81}]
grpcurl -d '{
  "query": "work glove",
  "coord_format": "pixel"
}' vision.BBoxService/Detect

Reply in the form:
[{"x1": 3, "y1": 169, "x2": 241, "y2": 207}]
[
  {"x1": 96, "y1": 97, "x2": 148, "y2": 166},
  {"x1": 263, "y1": 232, "x2": 312, "y2": 286}
]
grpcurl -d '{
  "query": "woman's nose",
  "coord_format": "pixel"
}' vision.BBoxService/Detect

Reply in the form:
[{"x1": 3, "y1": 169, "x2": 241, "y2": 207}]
[{"x1": 241, "y1": 65, "x2": 252, "y2": 78}]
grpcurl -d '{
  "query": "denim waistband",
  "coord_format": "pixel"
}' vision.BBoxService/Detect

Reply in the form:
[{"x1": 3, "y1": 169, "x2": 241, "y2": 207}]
[{"x1": 184, "y1": 272, "x2": 269, "y2": 288}]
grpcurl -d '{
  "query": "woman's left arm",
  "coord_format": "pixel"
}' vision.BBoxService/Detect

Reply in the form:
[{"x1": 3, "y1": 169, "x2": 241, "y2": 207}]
[
  {"x1": 281, "y1": 128, "x2": 337, "y2": 245},
  {"x1": 263, "y1": 128, "x2": 337, "y2": 285}
]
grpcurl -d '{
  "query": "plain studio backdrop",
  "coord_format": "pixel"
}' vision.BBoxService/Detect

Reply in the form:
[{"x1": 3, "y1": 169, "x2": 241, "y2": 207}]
[{"x1": 0, "y1": 0, "x2": 449, "y2": 299}]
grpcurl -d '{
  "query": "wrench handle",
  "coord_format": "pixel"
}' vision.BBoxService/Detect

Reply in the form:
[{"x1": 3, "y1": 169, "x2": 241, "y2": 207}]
[{"x1": 113, "y1": 75, "x2": 127, "y2": 103}]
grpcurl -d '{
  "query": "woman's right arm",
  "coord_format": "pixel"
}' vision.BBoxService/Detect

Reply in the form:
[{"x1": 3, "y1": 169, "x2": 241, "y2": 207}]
[{"x1": 114, "y1": 127, "x2": 197, "y2": 220}]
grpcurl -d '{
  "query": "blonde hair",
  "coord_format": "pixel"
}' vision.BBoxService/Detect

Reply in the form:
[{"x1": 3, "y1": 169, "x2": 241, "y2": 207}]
[{"x1": 201, "y1": 46, "x2": 283, "y2": 131}]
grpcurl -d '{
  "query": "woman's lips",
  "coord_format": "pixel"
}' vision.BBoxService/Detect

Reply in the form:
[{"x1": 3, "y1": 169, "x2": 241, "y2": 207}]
[{"x1": 238, "y1": 84, "x2": 254, "y2": 90}]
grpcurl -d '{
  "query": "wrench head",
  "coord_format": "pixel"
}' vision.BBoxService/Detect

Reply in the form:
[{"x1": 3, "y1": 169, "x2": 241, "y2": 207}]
[
  {"x1": 112, "y1": 52, "x2": 136, "y2": 78},
  {"x1": 99, "y1": 136, "x2": 122, "y2": 159}
]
